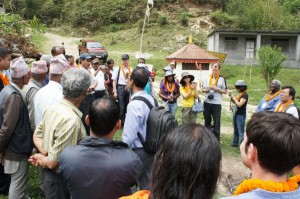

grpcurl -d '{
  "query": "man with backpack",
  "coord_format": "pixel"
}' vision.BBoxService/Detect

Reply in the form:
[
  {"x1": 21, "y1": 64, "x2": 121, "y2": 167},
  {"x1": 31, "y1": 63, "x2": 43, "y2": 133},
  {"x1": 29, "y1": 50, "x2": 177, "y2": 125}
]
[{"x1": 122, "y1": 67, "x2": 155, "y2": 190}]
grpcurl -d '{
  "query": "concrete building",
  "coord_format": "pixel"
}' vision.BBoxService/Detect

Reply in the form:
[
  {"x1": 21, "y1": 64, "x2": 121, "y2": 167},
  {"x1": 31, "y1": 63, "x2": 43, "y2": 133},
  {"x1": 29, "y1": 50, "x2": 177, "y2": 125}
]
[{"x1": 208, "y1": 30, "x2": 300, "y2": 68}]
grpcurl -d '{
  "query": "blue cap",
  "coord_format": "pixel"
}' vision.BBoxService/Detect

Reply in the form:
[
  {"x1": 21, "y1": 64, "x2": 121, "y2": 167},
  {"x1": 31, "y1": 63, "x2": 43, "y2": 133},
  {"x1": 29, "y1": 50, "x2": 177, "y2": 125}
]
[
  {"x1": 80, "y1": 53, "x2": 92, "y2": 60},
  {"x1": 163, "y1": 66, "x2": 172, "y2": 71}
]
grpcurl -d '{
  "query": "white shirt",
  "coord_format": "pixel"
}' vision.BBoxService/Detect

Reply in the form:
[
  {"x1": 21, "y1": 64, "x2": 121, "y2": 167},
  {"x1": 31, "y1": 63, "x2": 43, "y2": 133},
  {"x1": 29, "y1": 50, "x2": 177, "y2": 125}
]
[
  {"x1": 112, "y1": 66, "x2": 132, "y2": 85},
  {"x1": 91, "y1": 68, "x2": 105, "y2": 91},
  {"x1": 276, "y1": 104, "x2": 299, "y2": 119},
  {"x1": 33, "y1": 81, "x2": 63, "y2": 127}
]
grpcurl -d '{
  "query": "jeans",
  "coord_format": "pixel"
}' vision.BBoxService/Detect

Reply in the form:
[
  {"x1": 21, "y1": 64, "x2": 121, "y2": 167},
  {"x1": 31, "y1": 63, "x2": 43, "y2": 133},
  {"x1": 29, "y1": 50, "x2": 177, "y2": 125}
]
[
  {"x1": 117, "y1": 85, "x2": 130, "y2": 126},
  {"x1": 203, "y1": 102, "x2": 222, "y2": 140},
  {"x1": 165, "y1": 102, "x2": 178, "y2": 117},
  {"x1": 232, "y1": 114, "x2": 246, "y2": 146}
]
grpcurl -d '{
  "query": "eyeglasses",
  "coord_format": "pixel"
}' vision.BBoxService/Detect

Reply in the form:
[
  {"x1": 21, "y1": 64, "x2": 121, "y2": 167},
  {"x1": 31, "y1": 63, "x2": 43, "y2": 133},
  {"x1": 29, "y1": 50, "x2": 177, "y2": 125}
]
[
  {"x1": 93, "y1": 63, "x2": 100, "y2": 65},
  {"x1": 138, "y1": 62, "x2": 144, "y2": 64},
  {"x1": 122, "y1": 59, "x2": 129, "y2": 61}
]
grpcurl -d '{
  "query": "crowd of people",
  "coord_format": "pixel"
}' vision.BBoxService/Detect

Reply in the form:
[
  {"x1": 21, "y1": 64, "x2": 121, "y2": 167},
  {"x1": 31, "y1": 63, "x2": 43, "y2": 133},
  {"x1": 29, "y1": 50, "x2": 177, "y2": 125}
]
[{"x1": 0, "y1": 37, "x2": 300, "y2": 199}]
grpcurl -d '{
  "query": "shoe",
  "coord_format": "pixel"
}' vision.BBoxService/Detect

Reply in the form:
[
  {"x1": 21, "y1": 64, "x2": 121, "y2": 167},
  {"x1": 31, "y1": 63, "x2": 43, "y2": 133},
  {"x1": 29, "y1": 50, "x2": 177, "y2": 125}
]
[{"x1": 230, "y1": 144, "x2": 238, "y2": 147}]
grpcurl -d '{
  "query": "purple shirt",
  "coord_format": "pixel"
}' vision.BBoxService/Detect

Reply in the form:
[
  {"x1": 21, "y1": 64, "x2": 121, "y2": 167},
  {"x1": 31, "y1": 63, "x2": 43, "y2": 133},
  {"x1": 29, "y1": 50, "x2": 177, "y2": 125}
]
[{"x1": 160, "y1": 81, "x2": 180, "y2": 103}]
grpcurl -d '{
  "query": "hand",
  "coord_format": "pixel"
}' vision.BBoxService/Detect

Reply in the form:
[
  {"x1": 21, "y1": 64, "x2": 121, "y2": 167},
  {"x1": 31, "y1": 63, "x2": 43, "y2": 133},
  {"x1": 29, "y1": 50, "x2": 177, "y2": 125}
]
[
  {"x1": 191, "y1": 84, "x2": 196, "y2": 90},
  {"x1": 113, "y1": 92, "x2": 118, "y2": 99},
  {"x1": 28, "y1": 153, "x2": 45, "y2": 167}
]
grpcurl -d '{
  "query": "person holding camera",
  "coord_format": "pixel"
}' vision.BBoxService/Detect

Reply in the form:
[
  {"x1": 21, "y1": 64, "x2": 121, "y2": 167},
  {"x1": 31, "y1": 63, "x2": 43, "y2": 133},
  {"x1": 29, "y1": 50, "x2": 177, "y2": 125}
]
[
  {"x1": 228, "y1": 80, "x2": 248, "y2": 147},
  {"x1": 180, "y1": 72, "x2": 199, "y2": 124},
  {"x1": 202, "y1": 63, "x2": 227, "y2": 141}
]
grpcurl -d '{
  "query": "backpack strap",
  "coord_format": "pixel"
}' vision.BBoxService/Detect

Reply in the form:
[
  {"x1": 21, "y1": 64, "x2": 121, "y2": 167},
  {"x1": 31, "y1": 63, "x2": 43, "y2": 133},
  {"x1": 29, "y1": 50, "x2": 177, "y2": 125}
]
[
  {"x1": 132, "y1": 96, "x2": 154, "y2": 110},
  {"x1": 116, "y1": 67, "x2": 121, "y2": 86}
]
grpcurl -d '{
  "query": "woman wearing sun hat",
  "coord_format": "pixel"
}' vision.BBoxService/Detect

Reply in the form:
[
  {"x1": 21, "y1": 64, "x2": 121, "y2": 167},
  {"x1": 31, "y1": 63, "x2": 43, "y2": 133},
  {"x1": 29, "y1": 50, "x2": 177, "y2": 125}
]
[
  {"x1": 180, "y1": 72, "x2": 199, "y2": 124},
  {"x1": 228, "y1": 80, "x2": 248, "y2": 147},
  {"x1": 159, "y1": 70, "x2": 180, "y2": 117}
]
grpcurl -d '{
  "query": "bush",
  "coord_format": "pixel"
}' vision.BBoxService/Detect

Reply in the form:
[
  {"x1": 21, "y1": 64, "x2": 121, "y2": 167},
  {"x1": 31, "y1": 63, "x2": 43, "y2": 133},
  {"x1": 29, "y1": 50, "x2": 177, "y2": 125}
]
[
  {"x1": 258, "y1": 46, "x2": 286, "y2": 88},
  {"x1": 179, "y1": 11, "x2": 188, "y2": 26},
  {"x1": 157, "y1": 14, "x2": 167, "y2": 26}
]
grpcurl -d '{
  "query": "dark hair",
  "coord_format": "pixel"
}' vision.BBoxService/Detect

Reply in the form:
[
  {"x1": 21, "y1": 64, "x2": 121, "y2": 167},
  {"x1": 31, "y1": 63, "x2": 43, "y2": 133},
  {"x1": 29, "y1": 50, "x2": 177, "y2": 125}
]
[
  {"x1": 89, "y1": 97, "x2": 120, "y2": 136},
  {"x1": 75, "y1": 58, "x2": 80, "y2": 65},
  {"x1": 281, "y1": 85, "x2": 296, "y2": 100},
  {"x1": 151, "y1": 123, "x2": 221, "y2": 199},
  {"x1": 235, "y1": 85, "x2": 247, "y2": 92},
  {"x1": 245, "y1": 112, "x2": 300, "y2": 175},
  {"x1": 51, "y1": 46, "x2": 63, "y2": 56},
  {"x1": 130, "y1": 67, "x2": 148, "y2": 89},
  {"x1": 0, "y1": 47, "x2": 10, "y2": 59},
  {"x1": 164, "y1": 75, "x2": 175, "y2": 83},
  {"x1": 212, "y1": 63, "x2": 221, "y2": 70},
  {"x1": 107, "y1": 59, "x2": 114, "y2": 65},
  {"x1": 138, "y1": 58, "x2": 145, "y2": 64}
]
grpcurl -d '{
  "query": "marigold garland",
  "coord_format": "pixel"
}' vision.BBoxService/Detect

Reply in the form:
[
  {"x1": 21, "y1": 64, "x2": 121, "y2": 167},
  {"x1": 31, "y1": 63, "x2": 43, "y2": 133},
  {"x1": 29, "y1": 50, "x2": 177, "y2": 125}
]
[
  {"x1": 183, "y1": 85, "x2": 192, "y2": 93},
  {"x1": 166, "y1": 82, "x2": 175, "y2": 93},
  {"x1": 0, "y1": 72, "x2": 9, "y2": 86},
  {"x1": 265, "y1": 90, "x2": 281, "y2": 102},
  {"x1": 275, "y1": 99, "x2": 294, "y2": 112},
  {"x1": 209, "y1": 73, "x2": 219, "y2": 86},
  {"x1": 236, "y1": 90, "x2": 247, "y2": 101},
  {"x1": 234, "y1": 175, "x2": 300, "y2": 196},
  {"x1": 120, "y1": 64, "x2": 131, "y2": 78}
]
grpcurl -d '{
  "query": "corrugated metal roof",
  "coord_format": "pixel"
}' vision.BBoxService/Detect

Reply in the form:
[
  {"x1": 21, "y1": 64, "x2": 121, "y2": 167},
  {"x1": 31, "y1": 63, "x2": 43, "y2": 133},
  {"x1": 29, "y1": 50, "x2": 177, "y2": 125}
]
[{"x1": 166, "y1": 43, "x2": 218, "y2": 62}]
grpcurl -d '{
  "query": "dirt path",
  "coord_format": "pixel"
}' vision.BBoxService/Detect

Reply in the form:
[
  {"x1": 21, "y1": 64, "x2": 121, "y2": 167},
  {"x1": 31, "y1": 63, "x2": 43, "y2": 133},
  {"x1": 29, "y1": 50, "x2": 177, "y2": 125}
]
[
  {"x1": 43, "y1": 32, "x2": 249, "y2": 197},
  {"x1": 44, "y1": 32, "x2": 80, "y2": 56}
]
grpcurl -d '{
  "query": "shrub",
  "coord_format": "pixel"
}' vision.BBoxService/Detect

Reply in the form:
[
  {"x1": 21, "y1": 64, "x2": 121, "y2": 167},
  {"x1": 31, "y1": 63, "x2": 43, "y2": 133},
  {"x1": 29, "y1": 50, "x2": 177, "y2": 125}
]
[
  {"x1": 157, "y1": 14, "x2": 167, "y2": 26},
  {"x1": 258, "y1": 46, "x2": 286, "y2": 88},
  {"x1": 179, "y1": 11, "x2": 188, "y2": 26}
]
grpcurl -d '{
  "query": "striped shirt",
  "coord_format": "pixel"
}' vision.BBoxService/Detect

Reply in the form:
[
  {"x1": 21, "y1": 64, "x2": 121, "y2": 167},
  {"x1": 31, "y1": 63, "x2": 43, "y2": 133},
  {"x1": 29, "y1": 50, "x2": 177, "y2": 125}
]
[{"x1": 34, "y1": 98, "x2": 86, "y2": 161}]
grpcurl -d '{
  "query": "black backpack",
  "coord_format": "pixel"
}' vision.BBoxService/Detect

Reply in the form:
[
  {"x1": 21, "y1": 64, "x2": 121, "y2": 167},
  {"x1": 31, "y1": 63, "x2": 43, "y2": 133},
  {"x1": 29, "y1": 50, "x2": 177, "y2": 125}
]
[{"x1": 132, "y1": 96, "x2": 178, "y2": 154}]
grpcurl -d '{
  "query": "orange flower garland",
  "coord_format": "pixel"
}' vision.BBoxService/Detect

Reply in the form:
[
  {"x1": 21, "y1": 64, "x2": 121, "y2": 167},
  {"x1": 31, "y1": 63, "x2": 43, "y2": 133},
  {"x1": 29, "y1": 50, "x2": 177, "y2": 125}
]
[
  {"x1": 265, "y1": 90, "x2": 281, "y2": 102},
  {"x1": 275, "y1": 99, "x2": 294, "y2": 112},
  {"x1": 234, "y1": 175, "x2": 300, "y2": 195},
  {"x1": 184, "y1": 85, "x2": 192, "y2": 93},
  {"x1": 166, "y1": 82, "x2": 175, "y2": 93},
  {"x1": 0, "y1": 72, "x2": 9, "y2": 86},
  {"x1": 209, "y1": 73, "x2": 220, "y2": 87},
  {"x1": 236, "y1": 90, "x2": 247, "y2": 101},
  {"x1": 120, "y1": 64, "x2": 131, "y2": 78}
]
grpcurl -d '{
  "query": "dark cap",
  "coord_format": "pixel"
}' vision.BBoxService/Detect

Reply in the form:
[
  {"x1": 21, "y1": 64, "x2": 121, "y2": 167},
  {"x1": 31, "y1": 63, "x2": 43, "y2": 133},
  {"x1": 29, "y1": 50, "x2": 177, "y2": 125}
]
[{"x1": 122, "y1": 54, "x2": 129, "y2": 60}]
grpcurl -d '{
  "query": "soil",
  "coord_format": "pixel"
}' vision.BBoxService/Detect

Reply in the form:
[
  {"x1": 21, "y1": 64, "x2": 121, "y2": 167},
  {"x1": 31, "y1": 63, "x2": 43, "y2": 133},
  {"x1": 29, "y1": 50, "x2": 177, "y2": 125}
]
[{"x1": 44, "y1": 32, "x2": 251, "y2": 197}]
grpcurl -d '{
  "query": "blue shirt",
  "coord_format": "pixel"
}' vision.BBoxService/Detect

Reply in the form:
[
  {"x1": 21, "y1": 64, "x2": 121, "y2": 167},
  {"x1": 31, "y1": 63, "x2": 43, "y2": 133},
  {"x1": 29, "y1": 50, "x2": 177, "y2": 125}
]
[
  {"x1": 122, "y1": 90, "x2": 155, "y2": 148},
  {"x1": 221, "y1": 187, "x2": 300, "y2": 199},
  {"x1": 256, "y1": 94, "x2": 281, "y2": 112}
]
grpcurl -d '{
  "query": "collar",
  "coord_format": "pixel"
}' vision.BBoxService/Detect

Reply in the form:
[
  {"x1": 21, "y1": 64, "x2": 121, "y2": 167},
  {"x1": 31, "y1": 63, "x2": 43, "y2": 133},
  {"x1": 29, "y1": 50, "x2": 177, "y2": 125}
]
[
  {"x1": 80, "y1": 137, "x2": 128, "y2": 148},
  {"x1": 131, "y1": 90, "x2": 147, "y2": 99},
  {"x1": 48, "y1": 80, "x2": 62, "y2": 90},
  {"x1": 30, "y1": 79, "x2": 44, "y2": 88},
  {"x1": 60, "y1": 98, "x2": 83, "y2": 118},
  {"x1": 10, "y1": 82, "x2": 22, "y2": 93}
]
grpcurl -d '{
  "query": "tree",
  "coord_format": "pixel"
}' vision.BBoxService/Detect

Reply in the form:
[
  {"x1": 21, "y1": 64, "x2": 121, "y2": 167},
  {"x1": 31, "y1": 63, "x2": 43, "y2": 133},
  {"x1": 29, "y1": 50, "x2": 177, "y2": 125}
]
[{"x1": 258, "y1": 46, "x2": 286, "y2": 88}]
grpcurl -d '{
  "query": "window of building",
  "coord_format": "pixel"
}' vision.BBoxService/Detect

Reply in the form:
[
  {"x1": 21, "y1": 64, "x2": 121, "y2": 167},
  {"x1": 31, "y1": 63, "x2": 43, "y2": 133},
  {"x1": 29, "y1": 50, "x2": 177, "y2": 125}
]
[
  {"x1": 271, "y1": 39, "x2": 289, "y2": 54},
  {"x1": 224, "y1": 37, "x2": 238, "y2": 51},
  {"x1": 182, "y1": 63, "x2": 209, "y2": 70}
]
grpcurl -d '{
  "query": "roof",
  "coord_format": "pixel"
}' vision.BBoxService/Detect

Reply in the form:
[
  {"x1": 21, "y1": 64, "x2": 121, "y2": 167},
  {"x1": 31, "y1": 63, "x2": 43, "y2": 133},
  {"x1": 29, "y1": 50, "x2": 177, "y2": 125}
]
[
  {"x1": 208, "y1": 29, "x2": 300, "y2": 37},
  {"x1": 165, "y1": 43, "x2": 218, "y2": 63}
]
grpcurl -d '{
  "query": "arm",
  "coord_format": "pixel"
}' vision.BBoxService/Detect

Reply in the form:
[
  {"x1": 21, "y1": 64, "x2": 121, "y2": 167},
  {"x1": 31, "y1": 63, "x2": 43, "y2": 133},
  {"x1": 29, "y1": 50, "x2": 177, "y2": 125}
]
[
  {"x1": 33, "y1": 123, "x2": 48, "y2": 156},
  {"x1": 193, "y1": 83, "x2": 199, "y2": 99},
  {"x1": 0, "y1": 94, "x2": 21, "y2": 152},
  {"x1": 229, "y1": 93, "x2": 247, "y2": 108},
  {"x1": 27, "y1": 88, "x2": 38, "y2": 131}
]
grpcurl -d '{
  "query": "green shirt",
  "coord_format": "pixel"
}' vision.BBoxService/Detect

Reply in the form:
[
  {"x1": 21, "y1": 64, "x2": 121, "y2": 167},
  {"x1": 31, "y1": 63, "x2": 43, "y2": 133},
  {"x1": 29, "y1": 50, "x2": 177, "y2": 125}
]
[{"x1": 34, "y1": 98, "x2": 86, "y2": 161}]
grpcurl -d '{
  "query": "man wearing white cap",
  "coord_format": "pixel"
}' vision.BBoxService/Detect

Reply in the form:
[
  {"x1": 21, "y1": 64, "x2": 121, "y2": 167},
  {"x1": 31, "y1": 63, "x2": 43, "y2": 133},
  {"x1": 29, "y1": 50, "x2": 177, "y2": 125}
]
[
  {"x1": 0, "y1": 56, "x2": 32, "y2": 199},
  {"x1": 22, "y1": 60, "x2": 48, "y2": 132},
  {"x1": 33, "y1": 54, "x2": 69, "y2": 128}
]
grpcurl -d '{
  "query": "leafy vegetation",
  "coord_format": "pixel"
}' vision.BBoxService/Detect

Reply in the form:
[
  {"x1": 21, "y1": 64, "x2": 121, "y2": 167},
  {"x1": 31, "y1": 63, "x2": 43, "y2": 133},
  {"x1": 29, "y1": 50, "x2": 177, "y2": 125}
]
[
  {"x1": 0, "y1": 13, "x2": 45, "y2": 36},
  {"x1": 211, "y1": 0, "x2": 300, "y2": 30},
  {"x1": 258, "y1": 46, "x2": 286, "y2": 89}
]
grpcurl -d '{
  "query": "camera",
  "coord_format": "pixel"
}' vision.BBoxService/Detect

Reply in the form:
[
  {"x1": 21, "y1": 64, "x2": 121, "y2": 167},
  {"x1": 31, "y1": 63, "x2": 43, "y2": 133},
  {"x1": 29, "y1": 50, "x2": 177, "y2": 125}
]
[{"x1": 208, "y1": 94, "x2": 214, "y2": 100}]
